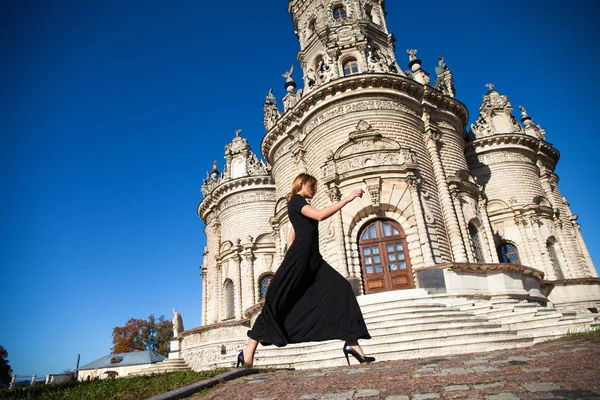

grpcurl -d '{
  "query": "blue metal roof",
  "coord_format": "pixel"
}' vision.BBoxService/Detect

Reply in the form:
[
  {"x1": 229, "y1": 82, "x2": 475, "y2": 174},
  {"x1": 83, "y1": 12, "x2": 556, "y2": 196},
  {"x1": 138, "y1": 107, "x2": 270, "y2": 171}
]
[{"x1": 78, "y1": 350, "x2": 166, "y2": 370}]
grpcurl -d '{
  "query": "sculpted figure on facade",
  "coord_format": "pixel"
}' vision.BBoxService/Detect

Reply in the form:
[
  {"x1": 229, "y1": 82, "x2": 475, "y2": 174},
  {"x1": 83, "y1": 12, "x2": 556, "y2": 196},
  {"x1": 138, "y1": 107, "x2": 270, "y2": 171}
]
[
  {"x1": 172, "y1": 309, "x2": 184, "y2": 338},
  {"x1": 263, "y1": 89, "x2": 282, "y2": 130},
  {"x1": 433, "y1": 56, "x2": 456, "y2": 98}
]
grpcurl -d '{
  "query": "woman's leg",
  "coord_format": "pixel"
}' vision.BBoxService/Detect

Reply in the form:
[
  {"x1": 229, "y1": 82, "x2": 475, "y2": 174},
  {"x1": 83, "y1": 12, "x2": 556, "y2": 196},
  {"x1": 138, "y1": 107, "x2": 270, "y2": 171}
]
[
  {"x1": 344, "y1": 340, "x2": 368, "y2": 357},
  {"x1": 242, "y1": 338, "x2": 259, "y2": 366}
]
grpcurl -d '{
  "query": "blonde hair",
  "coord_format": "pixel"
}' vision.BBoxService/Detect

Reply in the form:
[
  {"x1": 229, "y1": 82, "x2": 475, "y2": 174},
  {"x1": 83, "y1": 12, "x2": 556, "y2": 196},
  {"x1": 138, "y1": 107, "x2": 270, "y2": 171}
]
[{"x1": 287, "y1": 173, "x2": 318, "y2": 201}]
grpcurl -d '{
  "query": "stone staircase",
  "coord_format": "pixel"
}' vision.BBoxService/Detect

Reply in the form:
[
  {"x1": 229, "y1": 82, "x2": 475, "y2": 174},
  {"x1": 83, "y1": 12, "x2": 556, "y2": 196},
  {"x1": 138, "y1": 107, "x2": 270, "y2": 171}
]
[
  {"x1": 207, "y1": 289, "x2": 598, "y2": 370},
  {"x1": 130, "y1": 357, "x2": 192, "y2": 376}
]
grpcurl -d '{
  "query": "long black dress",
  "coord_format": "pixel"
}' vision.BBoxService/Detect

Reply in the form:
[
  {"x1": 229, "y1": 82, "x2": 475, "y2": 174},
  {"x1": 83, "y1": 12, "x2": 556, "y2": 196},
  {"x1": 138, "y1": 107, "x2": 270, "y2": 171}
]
[{"x1": 247, "y1": 193, "x2": 371, "y2": 346}]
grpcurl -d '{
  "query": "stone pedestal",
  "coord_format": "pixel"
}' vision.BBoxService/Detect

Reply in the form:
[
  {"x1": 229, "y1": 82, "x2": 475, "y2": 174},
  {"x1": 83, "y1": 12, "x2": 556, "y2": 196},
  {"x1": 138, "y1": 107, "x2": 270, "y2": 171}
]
[{"x1": 168, "y1": 338, "x2": 181, "y2": 360}]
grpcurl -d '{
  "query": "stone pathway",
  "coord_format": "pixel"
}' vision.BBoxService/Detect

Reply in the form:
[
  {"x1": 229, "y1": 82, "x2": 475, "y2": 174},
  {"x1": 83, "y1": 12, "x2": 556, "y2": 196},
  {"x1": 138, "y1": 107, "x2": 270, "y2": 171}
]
[{"x1": 190, "y1": 335, "x2": 600, "y2": 400}]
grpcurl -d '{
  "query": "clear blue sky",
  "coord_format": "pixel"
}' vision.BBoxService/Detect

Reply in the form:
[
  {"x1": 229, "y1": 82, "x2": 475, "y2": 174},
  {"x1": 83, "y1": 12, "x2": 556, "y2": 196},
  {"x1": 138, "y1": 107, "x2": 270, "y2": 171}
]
[{"x1": 1, "y1": 0, "x2": 599, "y2": 377}]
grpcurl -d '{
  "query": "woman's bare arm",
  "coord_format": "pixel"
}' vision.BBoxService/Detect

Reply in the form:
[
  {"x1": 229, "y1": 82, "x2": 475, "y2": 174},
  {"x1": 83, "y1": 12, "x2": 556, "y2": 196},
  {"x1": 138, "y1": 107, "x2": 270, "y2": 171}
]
[
  {"x1": 286, "y1": 225, "x2": 296, "y2": 250},
  {"x1": 300, "y1": 189, "x2": 363, "y2": 221}
]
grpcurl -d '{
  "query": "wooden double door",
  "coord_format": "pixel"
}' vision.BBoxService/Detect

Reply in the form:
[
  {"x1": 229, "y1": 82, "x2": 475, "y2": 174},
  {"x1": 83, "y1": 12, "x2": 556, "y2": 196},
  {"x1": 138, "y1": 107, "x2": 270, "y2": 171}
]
[{"x1": 359, "y1": 219, "x2": 415, "y2": 294}]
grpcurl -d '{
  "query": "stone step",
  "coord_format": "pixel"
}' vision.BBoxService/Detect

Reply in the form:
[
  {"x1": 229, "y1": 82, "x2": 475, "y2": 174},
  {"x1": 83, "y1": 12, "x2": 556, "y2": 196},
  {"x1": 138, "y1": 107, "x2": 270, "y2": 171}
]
[
  {"x1": 362, "y1": 303, "x2": 448, "y2": 317},
  {"x1": 365, "y1": 306, "x2": 465, "y2": 320},
  {"x1": 454, "y1": 303, "x2": 493, "y2": 312},
  {"x1": 365, "y1": 313, "x2": 488, "y2": 326},
  {"x1": 480, "y1": 308, "x2": 539, "y2": 321},
  {"x1": 368, "y1": 320, "x2": 503, "y2": 335},
  {"x1": 521, "y1": 318, "x2": 597, "y2": 343},
  {"x1": 252, "y1": 327, "x2": 519, "y2": 360},
  {"x1": 131, "y1": 358, "x2": 192, "y2": 375},
  {"x1": 366, "y1": 315, "x2": 490, "y2": 330},
  {"x1": 490, "y1": 298, "x2": 521, "y2": 305},
  {"x1": 236, "y1": 334, "x2": 535, "y2": 370},
  {"x1": 356, "y1": 289, "x2": 431, "y2": 307}
]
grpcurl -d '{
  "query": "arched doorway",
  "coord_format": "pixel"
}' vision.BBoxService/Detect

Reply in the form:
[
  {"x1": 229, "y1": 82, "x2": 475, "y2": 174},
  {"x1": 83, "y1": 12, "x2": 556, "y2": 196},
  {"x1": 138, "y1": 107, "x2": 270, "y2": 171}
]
[{"x1": 358, "y1": 219, "x2": 415, "y2": 294}]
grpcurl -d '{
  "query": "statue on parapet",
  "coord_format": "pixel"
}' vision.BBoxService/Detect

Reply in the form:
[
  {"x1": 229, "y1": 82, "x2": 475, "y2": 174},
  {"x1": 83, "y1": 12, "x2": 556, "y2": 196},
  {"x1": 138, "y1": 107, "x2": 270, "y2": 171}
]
[
  {"x1": 172, "y1": 309, "x2": 184, "y2": 338},
  {"x1": 282, "y1": 65, "x2": 295, "y2": 83},
  {"x1": 406, "y1": 49, "x2": 418, "y2": 61}
]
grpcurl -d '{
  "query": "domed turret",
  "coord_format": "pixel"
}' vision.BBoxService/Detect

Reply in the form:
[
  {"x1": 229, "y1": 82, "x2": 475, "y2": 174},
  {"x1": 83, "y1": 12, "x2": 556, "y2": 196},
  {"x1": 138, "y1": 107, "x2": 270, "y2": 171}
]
[
  {"x1": 198, "y1": 131, "x2": 276, "y2": 325},
  {"x1": 466, "y1": 85, "x2": 594, "y2": 281}
]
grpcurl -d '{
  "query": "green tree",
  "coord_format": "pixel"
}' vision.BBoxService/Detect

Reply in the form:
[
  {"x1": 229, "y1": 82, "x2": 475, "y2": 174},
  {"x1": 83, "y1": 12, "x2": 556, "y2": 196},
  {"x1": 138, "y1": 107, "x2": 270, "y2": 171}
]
[
  {"x1": 111, "y1": 314, "x2": 173, "y2": 356},
  {"x1": 0, "y1": 345, "x2": 13, "y2": 385}
]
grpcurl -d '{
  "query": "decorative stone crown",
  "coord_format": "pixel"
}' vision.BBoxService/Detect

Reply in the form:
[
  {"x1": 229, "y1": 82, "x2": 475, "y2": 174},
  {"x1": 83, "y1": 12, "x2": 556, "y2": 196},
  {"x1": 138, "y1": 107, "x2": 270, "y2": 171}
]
[
  {"x1": 200, "y1": 130, "x2": 270, "y2": 197},
  {"x1": 469, "y1": 84, "x2": 526, "y2": 140}
]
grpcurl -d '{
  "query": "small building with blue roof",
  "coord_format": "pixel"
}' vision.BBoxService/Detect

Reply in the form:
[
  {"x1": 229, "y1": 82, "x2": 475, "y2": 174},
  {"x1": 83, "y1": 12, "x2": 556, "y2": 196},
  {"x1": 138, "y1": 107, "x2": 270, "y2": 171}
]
[{"x1": 77, "y1": 350, "x2": 166, "y2": 380}]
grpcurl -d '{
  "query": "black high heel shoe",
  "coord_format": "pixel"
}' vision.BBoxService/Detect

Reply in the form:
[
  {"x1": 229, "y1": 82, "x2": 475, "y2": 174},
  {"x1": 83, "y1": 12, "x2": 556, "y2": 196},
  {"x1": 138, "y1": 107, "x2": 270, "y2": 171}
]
[
  {"x1": 236, "y1": 350, "x2": 253, "y2": 368},
  {"x1": 236, "y1": 350, "x2": 245, "y2": 368},
  {"x1": 342, "y1": 344, "x2": 375, "y2": 365}
]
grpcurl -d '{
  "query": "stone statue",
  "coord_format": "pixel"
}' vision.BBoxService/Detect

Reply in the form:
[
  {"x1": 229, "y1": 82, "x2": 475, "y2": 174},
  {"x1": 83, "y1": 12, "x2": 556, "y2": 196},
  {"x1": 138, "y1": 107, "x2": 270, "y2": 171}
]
[
  {"x1": 282, "y1": 65, "x2": 295, "y2": 82},
  {"x1": 172, "y1": 309, "x2": 184, "y2": 338},
  {"x1": 438, "y1": 56, "x2": 446, "y2": 69},
  {"x1": 519, "y1": 105, "x2": 529, "y2": 119},
  {"x1": 266, "y1": 89, "x2": 277, "y2": 105},
  {"x1": 485, "y1": 83, "x2": 495, "y2": 91},
  {"x1": 406, "y1": 49, "x2": 418, "y2": 61}
]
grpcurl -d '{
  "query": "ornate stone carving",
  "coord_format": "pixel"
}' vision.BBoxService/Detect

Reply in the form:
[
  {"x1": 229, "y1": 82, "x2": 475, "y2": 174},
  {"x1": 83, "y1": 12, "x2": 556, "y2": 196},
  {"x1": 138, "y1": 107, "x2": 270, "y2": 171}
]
[
  {"x1": 326, "y1": 218, "x2": 335, "y2": 238},
  {"x1": 437, "y1": 120, "x2": 454, "y2": 130},
  {"x1": 366, "y1": 44, "x2": 392, "y2": 73},
  {"x1": 201, "y1": 160, "x2": 220, "y2": 196},
  {"x1": 220, "y1": 192, "x2": 277, "y2": 209},
  {"x1": 264, "y1": 89, "x2": 282, "y2": 130},
  {"x1": 264, "y1": 254, "x2": 274, "y2": 271},
  {"x1": 420, "y1": 188, "x2": 435, "y2": 224},
  {"x1": 305, "y1": 100, "x2": 418, "y2": 133},
  {"x1": 337, "y1": 138, "x2": 398, "y2": 158},
  {"x1": 469, "y1": 85, "x2": 526, "y2": 140},
  {"x1": 476, "y1": 152, "x2": 531, "y2": 165},
  {"x1": 246, "y1": 153, "x2": 269, "y2": 176},
  {"x1": 327, "y1": 186, "x2": 342, "y2": 202},
  {"x1": 364, "y1": 177, "x2": 382, "y2": 207},
  {"x1": 433, "y1": 56, "x2": 456, "y2": 98}
]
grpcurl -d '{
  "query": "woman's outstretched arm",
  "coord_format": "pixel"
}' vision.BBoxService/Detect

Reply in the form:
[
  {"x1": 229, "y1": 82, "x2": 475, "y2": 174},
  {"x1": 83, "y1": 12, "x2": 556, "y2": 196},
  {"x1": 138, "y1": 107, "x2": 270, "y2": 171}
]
[{"x1": 300, "y1": 189, "x2": 363, "y2": 221}]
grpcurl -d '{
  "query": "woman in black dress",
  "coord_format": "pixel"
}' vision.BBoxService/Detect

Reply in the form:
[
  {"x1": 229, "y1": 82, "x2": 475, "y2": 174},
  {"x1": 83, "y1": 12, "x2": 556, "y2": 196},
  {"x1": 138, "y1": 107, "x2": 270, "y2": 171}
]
[{"x1": 237, "y1": 173, "x2": 374, "y2": 367}]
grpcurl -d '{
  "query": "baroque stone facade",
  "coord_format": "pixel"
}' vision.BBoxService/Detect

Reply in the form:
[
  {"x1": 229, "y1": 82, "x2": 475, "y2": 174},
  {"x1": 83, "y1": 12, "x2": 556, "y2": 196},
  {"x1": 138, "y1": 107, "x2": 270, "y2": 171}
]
[{"x1": 192, "y1": 0, "x2": 598, "y2": 368}]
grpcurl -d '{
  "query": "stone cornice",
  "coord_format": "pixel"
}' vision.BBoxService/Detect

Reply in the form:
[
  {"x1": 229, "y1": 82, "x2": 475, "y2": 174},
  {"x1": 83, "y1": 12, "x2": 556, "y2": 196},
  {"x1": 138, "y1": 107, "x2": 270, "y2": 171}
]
[
  {"x1": 542, "y1": 277, "x2": 600, "y2": 286},
  {"x1": 466, "y1": 133, "x2": 560, "y2": 167},
  {"x1": 436, "y1": 262, "x2": 545, "y2": 280},
  {"x1": 261, "y1": 73, "x2": 469, "y2": 163},
  {"x1": 197, "y1": 175, "x2": 275, "y2": 220},
  {"x1": 180, "y1": 319, "x2": 250, "y2": 338},
  {"x1": 467, "y1": 133, "x2": 539, "y2": 153}
]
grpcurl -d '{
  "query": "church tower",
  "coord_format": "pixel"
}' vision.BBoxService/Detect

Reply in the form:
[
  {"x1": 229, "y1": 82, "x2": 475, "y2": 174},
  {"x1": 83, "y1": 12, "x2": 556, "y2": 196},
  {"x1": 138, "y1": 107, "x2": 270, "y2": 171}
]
[
  {"x1": 288, "y1": 0, "x2": 401, "y2": 92},
  {"x1": 261, "y1": 0, "x2": 475, "y2": 295}
]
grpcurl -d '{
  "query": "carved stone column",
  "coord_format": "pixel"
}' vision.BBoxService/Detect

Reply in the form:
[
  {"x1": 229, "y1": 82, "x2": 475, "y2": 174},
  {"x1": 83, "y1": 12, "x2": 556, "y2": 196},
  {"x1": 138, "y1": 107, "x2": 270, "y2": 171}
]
[
  {"x1": 530, "y1": 214, "x2": 555, "y2": 277},
  {"x1": 478, "y1": 193, "x2": 500, "y2": 263},
  {"x1": 423, "y1": 116, "x2": 467, "y2": 262},
  {"x1": 290, "y1": 140, "x2": 307, "y2": 174},
  {"x1": 450, "y1": 188, "x2": 475, "y2": 263},
  {"x1": 539, "y1": 169, "x2": 582, "y2": 277},
  {"x1": 243, "y1": 249, "x2": 256, "y2": 310},
  {"x1": 327, "y1": 185, "x2": 349, "y2": 277},
  {"x1": 514, "y1": 215, "x2": 536, "y2": 271},
  {"x1": 215, "y1": 260, "x2": 223, "y2": 323},
  {"x1": 407, "y1": 176, "x2": 435, "y2": 266},
  {"x1": 206, "y1": 221, "x2": 221, "y2": 325},
  {"x1": 200, "y1": 264, "x2": 207, "y2": 326},
  {"x1": 232, "y1": 253, "x2": 243, "y2": 319},
  {"x1": 573, "y1": 223, "x2": 597, "y2": 277},
  {"x1": 270, "y1": 219, "x2": 283, "y2": 266}
]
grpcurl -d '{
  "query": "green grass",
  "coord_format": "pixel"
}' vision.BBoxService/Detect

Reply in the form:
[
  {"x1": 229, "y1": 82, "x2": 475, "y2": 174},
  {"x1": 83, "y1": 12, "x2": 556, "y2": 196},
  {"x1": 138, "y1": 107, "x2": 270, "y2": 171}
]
[
  {"x1": 0, "y1": 368, "x2": 229, "y2": 400},
  {"x1": 562, "y1": 324, "x2": 600, "y2": 342}
]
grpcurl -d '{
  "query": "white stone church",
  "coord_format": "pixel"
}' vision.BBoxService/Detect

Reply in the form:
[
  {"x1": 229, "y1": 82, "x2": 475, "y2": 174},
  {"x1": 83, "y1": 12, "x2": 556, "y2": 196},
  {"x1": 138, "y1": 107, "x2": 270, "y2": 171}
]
[{"x1": 175, "y1": 0, "x2": 600, "y2": 371}]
